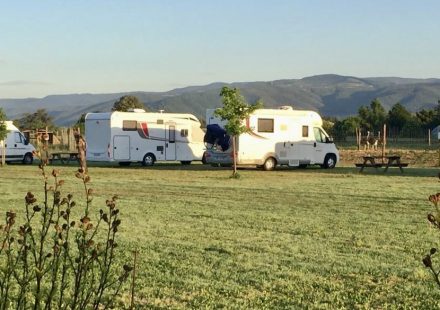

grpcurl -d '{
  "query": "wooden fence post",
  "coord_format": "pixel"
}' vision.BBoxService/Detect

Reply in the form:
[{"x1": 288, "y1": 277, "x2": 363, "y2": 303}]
[
  {"x1": 382, "y1": 124, "x2": 387, "y2": 162},
  {"x1": 429, "y1": 129, "x2": 431, "y2": 146},
  {"x1": 356, "y1": 128, "x2": 360, "y2": 151}
]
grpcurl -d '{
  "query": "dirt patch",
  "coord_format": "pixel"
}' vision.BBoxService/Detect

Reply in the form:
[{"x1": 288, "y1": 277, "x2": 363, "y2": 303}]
[{"x1": 339, "y1": 149, "x2": 440, "y2": 167}]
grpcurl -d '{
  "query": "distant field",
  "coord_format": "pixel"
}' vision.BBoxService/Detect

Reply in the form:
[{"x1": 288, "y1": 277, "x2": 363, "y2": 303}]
[{"x1": 1, "y1": 163, "x2": 440, "y2": 308}]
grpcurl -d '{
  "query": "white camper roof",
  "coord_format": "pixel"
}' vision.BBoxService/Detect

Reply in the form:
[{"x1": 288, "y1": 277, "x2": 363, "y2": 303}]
[
  {"x1": 207, "y1": 107, "x2": 323, "y2": 126},
  {"x1": 85, "y1": 111, "x2": 201, "y2": 123},
  {"x1": 4, "y1": 121, "x2": 19, "y2": 131}
]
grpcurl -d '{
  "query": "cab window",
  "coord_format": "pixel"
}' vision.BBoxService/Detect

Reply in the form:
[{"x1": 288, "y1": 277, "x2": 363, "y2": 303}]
[
  {"x1": 314, "y1": 127, "x2": 326, "y2": 143},
  {"x1": 15, "y1": 132, "x2": 23, "y2": 143}
]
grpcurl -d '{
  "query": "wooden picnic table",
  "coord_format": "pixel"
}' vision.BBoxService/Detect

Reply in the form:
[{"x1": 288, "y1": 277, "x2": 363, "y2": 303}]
[
  {"x1": 50, "y1": 152, "x2": 79, "y2": 164},
  {"x1": 355, "y1": 155, "x2": 408, "y2": 173},
  {"x1": 383, "y1": 155, "x2": 408, "y2": 173}
]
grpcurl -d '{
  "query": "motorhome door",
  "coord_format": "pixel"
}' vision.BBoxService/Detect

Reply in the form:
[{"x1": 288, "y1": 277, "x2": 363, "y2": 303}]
[
  {"x1": 165, "y1": 124, "x2": 176, "y2": 160},
  {"x1": 113, "y1": 135, "x2": 130, "y2": 160},
  {"x1": 313, "y1": 127, "x2": 327, "y2": 164}
]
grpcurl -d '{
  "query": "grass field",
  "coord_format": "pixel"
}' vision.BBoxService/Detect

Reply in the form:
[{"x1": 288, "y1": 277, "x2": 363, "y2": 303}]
[{"x1": 1, "y1": 162, "x2": 440, "y2": 308}]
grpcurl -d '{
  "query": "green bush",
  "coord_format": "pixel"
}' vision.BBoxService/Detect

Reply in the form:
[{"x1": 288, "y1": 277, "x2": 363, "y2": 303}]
[{"x1": 0, "y1": 144, "x2": 132, "y2": 309}]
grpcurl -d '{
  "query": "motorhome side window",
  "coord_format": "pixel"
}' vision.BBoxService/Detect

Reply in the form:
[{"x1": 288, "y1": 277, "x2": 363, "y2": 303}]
[
  {"x1": 122, "y1": 120, "x2": 137, "y2": 131},
  {"x1": 258, "y1": 118, "x2": 274, "y2": 133},
  {"x1": 302, "y1": 126, "x2": 309, "y2": 137},
  {"x1": 169, "y1": 126, "x2": 176, "y2": 143}
]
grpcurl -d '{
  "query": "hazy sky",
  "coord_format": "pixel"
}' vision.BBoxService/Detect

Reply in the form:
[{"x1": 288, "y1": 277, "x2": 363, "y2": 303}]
[{"x1": 1, "y1": 0, "x2": 439, "y2": 98}]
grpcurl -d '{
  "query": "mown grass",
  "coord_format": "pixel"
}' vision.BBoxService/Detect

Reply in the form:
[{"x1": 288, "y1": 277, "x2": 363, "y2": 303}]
[{"x1": 1, "y1": 163, "x2": 440, "y2": 308}]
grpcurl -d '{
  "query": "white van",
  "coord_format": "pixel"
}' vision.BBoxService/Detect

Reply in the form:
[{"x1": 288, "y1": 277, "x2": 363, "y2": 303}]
[
  {"x1": 204, "y1": 106, "x2": 339, "y2": 170},
  {"x1": 0, "y1": 121, "x2": 35, "y2": 164},
  {"x1": 85, "y1": 110, "x2": 206, "y2": 166}
]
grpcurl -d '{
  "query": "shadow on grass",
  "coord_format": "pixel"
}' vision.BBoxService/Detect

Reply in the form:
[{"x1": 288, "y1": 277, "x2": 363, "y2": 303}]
[{"x1": 35, "y1": 159, "x2": 439, "y2": 178}]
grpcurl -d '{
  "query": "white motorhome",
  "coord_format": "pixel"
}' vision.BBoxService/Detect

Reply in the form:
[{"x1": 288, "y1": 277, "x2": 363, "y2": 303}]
[
  {"x1": 85, "y1": 110, "x2": 206, "y2": 166},
  {"x1": 204, "y1": 106, "x2": 339, "y2": 170},
  {"x1": 0, "y1": 121, "x2": 35, "y2": 164}
]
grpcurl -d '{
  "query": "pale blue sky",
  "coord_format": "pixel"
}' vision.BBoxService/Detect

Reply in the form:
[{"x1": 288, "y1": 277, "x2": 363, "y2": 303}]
[{"x1": 0, "y1": 0, "x2": 439, "y2": 98}]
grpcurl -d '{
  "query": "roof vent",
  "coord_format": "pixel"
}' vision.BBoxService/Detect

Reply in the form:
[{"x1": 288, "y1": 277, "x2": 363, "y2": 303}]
[
  {"x1": 279, "y1": 106, "x2": 293, "y2": 110},
  {"x1": 127, "y1": 108, "x2": 146, "y2": 113}
]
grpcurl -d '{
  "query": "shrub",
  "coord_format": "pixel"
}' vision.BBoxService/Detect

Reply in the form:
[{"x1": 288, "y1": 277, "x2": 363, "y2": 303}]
[
  {"x1": 423, "y1": 192, "x2": 440, "y2": 287},
  {"x1": 0, "y1": 134, "x2": 132, "y2": 309}
]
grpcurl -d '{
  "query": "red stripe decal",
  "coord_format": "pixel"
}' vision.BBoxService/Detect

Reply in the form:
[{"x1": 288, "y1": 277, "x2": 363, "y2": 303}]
[{"x1": 138, "y1": 122, "x2": 149, "y2": 138}]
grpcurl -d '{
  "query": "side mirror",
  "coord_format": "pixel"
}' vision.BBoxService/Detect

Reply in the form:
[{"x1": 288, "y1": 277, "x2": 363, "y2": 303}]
[
  {"x1": 326, "y1": 137, "x2": 334, "y2": 143},
  {"x1": 24, "y1": 139, "x2": 29, "y2": 145}
]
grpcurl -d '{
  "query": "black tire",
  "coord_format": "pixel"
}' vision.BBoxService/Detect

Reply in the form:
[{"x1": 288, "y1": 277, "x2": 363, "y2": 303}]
[
  {"x1": 118, "y1": 162, "x2": 131, "y2": 166},
  {"x1": 22, "y1": 153, "x2": 33, "y2": 165},
  {"x1": 142, "y1": 153, "x2": 155, "y2": 166},
  {"x1": 181, "y1": 161, "x2": 192, "y2": 165},
  {"x1": 263, "y1": 157, "x2": 276, "y2": 171},
  {"x1": 322, "y1": 154, "x2": 336, "y2": 169}
]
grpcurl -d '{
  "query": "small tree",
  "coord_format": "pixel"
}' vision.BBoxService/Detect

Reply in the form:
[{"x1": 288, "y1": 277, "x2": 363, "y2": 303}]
[
  {"x1": 416, "y1": 100, "x2": 440, "y2": 130},
  {"x1": 215, "y1": 87, "x2": 262, "y2": 177},
  {"x1": 358, "y1": 99, "x2": 386, "y2": 132},
  {"x1": 0, "y1": 108, "x2": 7, "y2": 141},
  {"x1": 75, "y1": 113, "x2": 87, "y2": 134},
  {"x1": 15, "y1": 109, "x2": 55, "y2": 131},
  {"x1": 0, "y1": 108, "x2": 8, "y2": 166},
  {"x1": 112, "y1": 96, "x2": 145, "y2": 112},
  {"x1": 332, "y1": 116, "x2": 361, "y2": 141},
  {"x1": 387, "y1": 103, "x2": 413, "y2": 134}
]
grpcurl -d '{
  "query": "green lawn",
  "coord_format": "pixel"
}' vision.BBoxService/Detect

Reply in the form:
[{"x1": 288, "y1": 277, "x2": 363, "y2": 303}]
[{"x1": 1, "y1": 163, "x2": 440, "y2": 308}]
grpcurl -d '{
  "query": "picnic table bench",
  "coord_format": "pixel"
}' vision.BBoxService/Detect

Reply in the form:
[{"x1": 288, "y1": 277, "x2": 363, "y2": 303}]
[
  {"x1": 50, "y1": 152, "x2": 79, "y2": 164},
  {"x1": 356, "y1": 156, "x2": 408, "y2": 173}
]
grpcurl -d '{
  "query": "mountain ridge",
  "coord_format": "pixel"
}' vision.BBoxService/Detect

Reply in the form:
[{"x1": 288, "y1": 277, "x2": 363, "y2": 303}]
[{"x1": 1, "y1": 74, "x2": 440, "y2": 126}]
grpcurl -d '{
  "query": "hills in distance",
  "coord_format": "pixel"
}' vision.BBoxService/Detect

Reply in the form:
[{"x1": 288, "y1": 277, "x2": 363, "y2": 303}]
[{"x1": 1, "y1": 74, "x2": 440, "y2": 126}]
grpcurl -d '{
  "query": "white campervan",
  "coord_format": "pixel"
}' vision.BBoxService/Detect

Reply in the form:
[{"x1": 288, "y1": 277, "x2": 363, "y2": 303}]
[
  {"x1": 204, "y1": 106, "x2": 339, "y2": 170},
  {"x1": 85, "y1": 110, "x2": 206, "y2": 166},
  {"x1": 0, "y1": 121, "x2": 35, "y2": 164}
]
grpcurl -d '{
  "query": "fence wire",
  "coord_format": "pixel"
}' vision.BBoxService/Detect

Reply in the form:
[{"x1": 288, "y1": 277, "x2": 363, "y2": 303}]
[{"x1": 334, "y1": 127, "x2": 439, "y2": 150}]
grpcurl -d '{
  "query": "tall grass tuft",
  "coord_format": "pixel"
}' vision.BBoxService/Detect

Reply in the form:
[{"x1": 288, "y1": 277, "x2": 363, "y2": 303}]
[
  {"x1": 423, "y1": 190, "x2": 440, "y2": 287},
  {"x1": 0, "y1": 130, "x2": 132, "y2": 309}
]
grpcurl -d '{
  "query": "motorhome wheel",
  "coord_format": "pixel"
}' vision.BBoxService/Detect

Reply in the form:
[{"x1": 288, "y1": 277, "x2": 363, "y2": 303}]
[
  {"x1": 263, "y1": 157, "x2": 276, "y2": 171},
  {"x1": 22, "y1": 153, "x2": 33, "y2": 165},
  {"x1": 323, "y1": 154, "x2": 336, "y2": 169},
  {"x1": 142, "y1": 153, "x2": 155, "y2": 166}
]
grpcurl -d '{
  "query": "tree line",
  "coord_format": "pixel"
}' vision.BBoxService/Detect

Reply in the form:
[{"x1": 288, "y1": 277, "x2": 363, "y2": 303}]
[
  {"x1": 0, "y1": 95, "x2": 146, "y2": 135},
  {"x1": 2, "y1": 94, "x2": 440, "y2": 142},
  {"x1": 324, "y1": 99, "x2": 440, "y2": 140}
]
